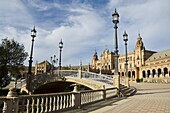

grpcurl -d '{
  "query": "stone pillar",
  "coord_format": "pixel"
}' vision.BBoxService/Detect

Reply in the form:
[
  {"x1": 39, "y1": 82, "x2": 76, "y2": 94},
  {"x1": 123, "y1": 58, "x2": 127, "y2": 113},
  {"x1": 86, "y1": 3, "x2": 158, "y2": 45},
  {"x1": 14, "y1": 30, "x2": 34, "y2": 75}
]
[
  {"x1": 74, "y1": 92, "x2": 81, "y2": 109},
  {"x1": 3, "y1": 88, "x2": 19, "y2": 113},
  {"x1": 156, "y1": 72, "x2": 158, "y2": 82},
  {"x1": 78, "y1": 69, "x2": 82, "y2": 79},
  {"x1": 125, "y1": 77, "x2": 130, "y2": 88},
  {"x1": 102, "y1": 86, "x2": 106, "y2": 100},
  {"x1": 78, "y1": 60, "x2": 82, "y2": 79},
  {"x1": 113, "y1": 74, "x2": 120, "y2": 97}
]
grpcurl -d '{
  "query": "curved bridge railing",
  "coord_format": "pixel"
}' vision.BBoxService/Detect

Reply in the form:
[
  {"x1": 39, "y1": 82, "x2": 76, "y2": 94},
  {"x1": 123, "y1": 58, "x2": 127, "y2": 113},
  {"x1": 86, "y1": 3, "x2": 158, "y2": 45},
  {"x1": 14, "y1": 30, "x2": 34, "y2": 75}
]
[{"x1": 28, "y1": 70, "x2": 114, "y2": 92}]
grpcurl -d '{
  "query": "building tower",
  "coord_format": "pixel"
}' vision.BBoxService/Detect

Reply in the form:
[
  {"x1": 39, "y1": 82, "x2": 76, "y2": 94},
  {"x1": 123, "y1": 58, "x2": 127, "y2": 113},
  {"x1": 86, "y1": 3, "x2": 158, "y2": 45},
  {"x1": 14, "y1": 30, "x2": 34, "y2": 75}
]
[
  {"x1": 92, "y1": 50, "x2": 98, "y2": 69},
  {"x1": 134, "y1": 34, "x2": 145, "y2": 68}
]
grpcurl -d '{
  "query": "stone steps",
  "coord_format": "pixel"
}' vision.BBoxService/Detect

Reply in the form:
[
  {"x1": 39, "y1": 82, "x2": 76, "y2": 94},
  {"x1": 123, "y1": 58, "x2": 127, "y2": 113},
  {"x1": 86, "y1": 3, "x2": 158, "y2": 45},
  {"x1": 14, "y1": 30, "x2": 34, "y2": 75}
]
[{"x1": 120, "y1": 84, "x2": 137, "y2": 97}]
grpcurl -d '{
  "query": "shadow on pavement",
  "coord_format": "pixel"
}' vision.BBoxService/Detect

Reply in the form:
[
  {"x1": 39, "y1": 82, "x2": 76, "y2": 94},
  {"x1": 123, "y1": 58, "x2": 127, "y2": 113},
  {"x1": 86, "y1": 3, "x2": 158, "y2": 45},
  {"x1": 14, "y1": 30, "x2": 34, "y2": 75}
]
[{"x1": 61, "y1": 97, "x2": 126, "y2": 113}]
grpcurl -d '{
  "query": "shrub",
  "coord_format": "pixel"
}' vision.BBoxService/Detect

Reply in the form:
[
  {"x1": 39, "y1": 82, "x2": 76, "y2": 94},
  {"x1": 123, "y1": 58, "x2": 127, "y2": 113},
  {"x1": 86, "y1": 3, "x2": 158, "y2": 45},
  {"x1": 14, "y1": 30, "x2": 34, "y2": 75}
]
[{"x1": 136, "y1": 78, "x2": 140, "y2": 82}]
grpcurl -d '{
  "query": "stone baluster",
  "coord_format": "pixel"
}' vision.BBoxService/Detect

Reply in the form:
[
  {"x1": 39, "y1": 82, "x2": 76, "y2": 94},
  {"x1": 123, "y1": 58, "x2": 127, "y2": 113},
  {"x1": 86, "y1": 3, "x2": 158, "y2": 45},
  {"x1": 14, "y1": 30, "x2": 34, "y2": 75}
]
[
  {"x1": 66, "y1": 95, "x2": 69, "y2": 108},
  {"x1": 60, "y1": 95, "x2": 63, "y2": 109},
  {"x1": 72, "y1": 94, "x2": 75, "y2": 108},
  {"x1": 70, "y1": 94, "x2": 73, "y2": 107},
  {"x1": 26, "y1": 98, "x2": 30, "y2": 113},
  {"x1": 45, "y1": 97, "x2": 48, "y2": 112},
  {"x1": 63, "y1": 95, "x2": 66, "y2": 109},
  {"x1": 40, "y1": 97, "x2": 44, "y2": 113},
  {"x1": 36, "y1": 97, "x2": 40, "y2": 113},
  {"x1": 55, "y1": 95, "x2": 58, "y2": 108},
  {"x1": 31, "y1": 97, "x2": 35, "y2": 113},
  {"x1": 53, "y1": 96, "x2": 56, "y2": 111},
  {"x1": 49, "y1": 96, "x2": 52, "y2": 111}
]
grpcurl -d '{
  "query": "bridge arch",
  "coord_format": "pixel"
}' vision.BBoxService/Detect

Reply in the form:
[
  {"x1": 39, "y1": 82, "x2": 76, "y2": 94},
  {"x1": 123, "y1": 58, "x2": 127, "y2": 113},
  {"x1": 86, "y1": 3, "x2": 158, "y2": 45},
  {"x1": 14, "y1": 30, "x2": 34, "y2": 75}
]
[
  {"x1": 29, "y1": 70, "x2": 114, "y2": 94},
  {"x1": 33, "y1": 81, "x2": 91, "y2": 94}
]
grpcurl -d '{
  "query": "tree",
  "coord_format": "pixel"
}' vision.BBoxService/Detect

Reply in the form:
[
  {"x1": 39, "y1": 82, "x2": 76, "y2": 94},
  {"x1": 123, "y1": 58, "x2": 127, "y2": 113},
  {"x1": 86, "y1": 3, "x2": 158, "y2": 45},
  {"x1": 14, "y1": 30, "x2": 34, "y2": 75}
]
[{"x1": 0, "y1": 38, "x2": 28, "y2": 89}]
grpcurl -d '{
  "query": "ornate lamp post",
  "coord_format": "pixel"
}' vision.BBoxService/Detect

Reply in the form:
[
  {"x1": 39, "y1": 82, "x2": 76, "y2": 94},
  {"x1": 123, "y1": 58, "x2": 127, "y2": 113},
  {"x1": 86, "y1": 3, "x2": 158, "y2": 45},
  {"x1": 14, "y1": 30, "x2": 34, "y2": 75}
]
[
  {"x1": 27, "y1": 26, "x2": 36, "y2": 94},
  {"x1": 112, "y1": 9, "x2": 120, "y2": 96},
  {"x1": 51, "y1": 55, "x2": 58, "y2": 75},
  {"x1": 28, "y1": 26, "x2": 36, "y2": 74},
  {"x1": 112, "y1": 9, "x2": 119, "y2": 75},
  {"x1": 59, "y1": 39, "x2": 63, "y2": 71},
  {"x1": 123, "y1": 31, "x2": 130, "y2": 87}
]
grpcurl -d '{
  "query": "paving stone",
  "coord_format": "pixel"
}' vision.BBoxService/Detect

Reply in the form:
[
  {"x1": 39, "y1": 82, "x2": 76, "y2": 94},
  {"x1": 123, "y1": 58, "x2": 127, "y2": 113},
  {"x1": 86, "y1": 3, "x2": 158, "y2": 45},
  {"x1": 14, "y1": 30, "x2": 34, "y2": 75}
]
[{"x1": 62, "y1": 83, "x2": 170, "y2": 113}]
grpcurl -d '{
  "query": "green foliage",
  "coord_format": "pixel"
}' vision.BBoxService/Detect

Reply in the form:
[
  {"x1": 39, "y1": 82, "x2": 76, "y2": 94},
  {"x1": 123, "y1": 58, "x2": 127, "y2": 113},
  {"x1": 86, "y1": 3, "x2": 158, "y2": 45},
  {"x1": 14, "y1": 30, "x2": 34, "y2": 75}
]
[
  {"x1": 62, "y1": 66, "x2": 71, "y2": 70},
  {"x1": 136, "y1": 78, "x2": 143, "y2": 82},
  {"x1": 0, "y1": 38, "x2": 28, "y2": 88}
]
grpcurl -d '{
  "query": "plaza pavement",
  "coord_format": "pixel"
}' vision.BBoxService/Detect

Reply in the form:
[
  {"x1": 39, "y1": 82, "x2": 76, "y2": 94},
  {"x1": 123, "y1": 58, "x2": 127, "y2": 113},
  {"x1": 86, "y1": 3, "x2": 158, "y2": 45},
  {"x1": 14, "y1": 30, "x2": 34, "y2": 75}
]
[{"x1": 63, "y1": 83, "x2": 170, "y2": 113}]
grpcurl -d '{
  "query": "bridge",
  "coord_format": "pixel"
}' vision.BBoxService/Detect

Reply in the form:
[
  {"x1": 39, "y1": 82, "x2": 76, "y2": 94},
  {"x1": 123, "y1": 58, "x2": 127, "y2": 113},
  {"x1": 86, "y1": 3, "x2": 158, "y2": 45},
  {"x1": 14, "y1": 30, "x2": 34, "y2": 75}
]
[{"x1": 0, "y1": 70, "x2": 136, "y2": 113}]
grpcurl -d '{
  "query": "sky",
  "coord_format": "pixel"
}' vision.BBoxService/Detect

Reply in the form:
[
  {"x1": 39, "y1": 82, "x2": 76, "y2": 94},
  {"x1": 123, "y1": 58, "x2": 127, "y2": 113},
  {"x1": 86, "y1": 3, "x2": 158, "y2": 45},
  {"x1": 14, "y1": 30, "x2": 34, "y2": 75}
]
[{"x1": 0, "y1": 0, "x2": 170, "y2": 66}]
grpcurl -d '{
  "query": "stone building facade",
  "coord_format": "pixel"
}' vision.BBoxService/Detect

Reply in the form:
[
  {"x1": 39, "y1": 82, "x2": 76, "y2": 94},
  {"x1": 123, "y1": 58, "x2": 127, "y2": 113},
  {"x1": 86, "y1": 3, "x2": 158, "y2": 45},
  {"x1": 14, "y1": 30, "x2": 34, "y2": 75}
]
[
  {"x1": 34, "y1": 60, "x2": 51, "y2": 75},
  {"x1": 91, "y1": 34, "x2": 170, "y2": 82},
  {"x1": 91, "y1": 49, "x2": 114, "y2": 74}
]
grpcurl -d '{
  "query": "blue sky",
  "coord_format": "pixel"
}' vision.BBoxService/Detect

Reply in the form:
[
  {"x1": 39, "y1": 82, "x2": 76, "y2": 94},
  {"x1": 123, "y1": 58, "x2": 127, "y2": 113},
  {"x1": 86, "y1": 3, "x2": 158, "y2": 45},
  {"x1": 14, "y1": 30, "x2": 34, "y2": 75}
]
[{"x1": 0, "y1": 0, "x2": 170, "y2": 66}]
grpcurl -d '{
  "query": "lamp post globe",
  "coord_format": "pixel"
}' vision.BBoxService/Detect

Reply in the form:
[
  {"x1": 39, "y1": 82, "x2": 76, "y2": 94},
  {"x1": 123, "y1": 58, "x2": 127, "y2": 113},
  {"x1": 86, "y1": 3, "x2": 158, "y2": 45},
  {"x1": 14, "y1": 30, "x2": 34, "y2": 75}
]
[
  {"x1": 112, "y1": 9, "x2": 119, "y2": 25},
  {"x1": 59, "y1": 40, "x2": 63, "y2": 49},
  {"x1": 31, "y1": 26, "x2": 37, "y2": 38},
  {"x1": 123, "y1": 31, "x2": 128, "y2": 42}
]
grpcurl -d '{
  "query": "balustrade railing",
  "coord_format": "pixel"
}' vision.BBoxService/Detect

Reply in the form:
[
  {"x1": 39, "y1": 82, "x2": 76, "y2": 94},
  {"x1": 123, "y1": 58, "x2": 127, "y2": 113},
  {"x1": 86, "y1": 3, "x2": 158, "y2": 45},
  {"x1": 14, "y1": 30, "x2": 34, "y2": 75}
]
[
  {"x1": 27, "y1": 70, "x2": 114, "y2": 92},
  {"x1": 143, "y1": 77, "x2": 170, "y2": 83},
  {"x1": 0, "y1": 87, "x2": 117, "y2": 113}
]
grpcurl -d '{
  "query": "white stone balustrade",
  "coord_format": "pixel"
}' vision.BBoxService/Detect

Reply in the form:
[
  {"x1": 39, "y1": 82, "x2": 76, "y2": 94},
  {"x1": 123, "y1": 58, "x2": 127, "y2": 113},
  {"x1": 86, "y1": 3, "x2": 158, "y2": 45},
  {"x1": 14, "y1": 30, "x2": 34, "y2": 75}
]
[
  {"x1": 0, "y1": 88, "x2": 117, "y2": 113},
  {"x1": 28, "y1": 70, "x2": 114, "y2": 92}
]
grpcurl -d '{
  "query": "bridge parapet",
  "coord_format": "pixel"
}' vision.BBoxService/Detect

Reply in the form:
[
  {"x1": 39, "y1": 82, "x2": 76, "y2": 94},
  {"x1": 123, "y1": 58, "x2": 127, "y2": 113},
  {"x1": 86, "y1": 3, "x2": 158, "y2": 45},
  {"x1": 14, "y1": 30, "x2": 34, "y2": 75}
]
[
  {"x1": 27, "y1": 70, "x2": 114, "y2": 92},
  {"x1": 1, "y1": 87, "x2": 117, "y2": 113}
]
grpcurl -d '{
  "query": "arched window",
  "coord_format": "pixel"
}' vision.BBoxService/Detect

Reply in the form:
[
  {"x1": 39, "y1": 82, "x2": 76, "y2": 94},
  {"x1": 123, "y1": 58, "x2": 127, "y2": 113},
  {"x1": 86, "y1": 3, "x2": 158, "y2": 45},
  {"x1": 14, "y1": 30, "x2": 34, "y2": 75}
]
[
  {"x1": 128, "y1": 71, "x2": 131, "y2": 78},
  {"x1": 147, "y1": 70, "x2": 150, "y2": 78},
  {"x1": 164, "y1": 67, "x2": 168, "y2": 77},
  {"x1": 143, "y1": 71, "x2": 146, "y2": 78},
  {"x1": 132, "y1": 71, "x2": 135, "y2": 79},
  {"x1": 122, "y1": 72, "x2": 124, "y2": 76},
  {"x1": 152, "y1": 69, "x2": 156, "y2": 77},
  {"x1": 158, "y1": 69, "x2": 161, "y2": 77}
]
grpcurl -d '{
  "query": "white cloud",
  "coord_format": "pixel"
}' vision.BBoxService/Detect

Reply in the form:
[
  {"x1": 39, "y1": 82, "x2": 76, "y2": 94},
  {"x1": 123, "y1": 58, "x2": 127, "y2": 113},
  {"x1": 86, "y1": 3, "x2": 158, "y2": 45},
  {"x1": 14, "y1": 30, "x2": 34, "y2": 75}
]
[
  {"x1": 107, "y1": 0, "x2": 170, "y2": 53},
  {"x1": 32, "y1": 5, "x2": 110, "y2": 66},
  {"x1": 0, "y1": 0, "x2": 33, "y2": 28},
  {"x1": 0, "y1": 0, "x2": 170, "y2": 67}
]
